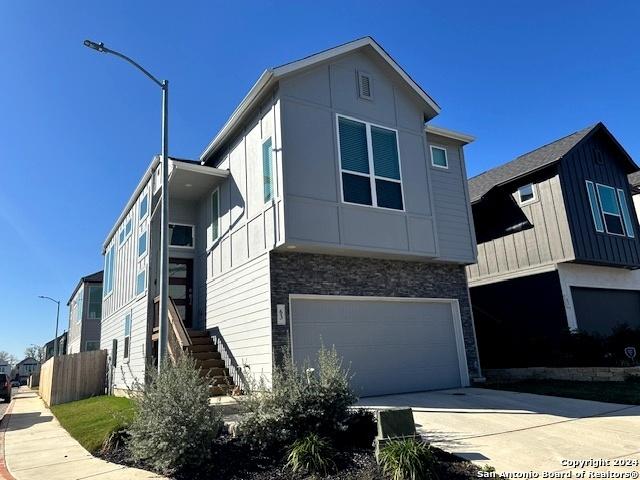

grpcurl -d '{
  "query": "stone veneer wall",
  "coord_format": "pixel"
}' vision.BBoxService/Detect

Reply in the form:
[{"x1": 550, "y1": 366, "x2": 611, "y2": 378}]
[
  {"x1": 269, "y1": 251, "x2": 481, "y2": 379},
  {"x1": 485, "y1": 367, "x2": 640, "y2": 383}
]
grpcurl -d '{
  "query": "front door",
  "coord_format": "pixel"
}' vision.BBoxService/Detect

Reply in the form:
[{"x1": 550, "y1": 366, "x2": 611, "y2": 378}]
[{"x1": 169, "y1": 258, "x2": 193, "y2": 327}]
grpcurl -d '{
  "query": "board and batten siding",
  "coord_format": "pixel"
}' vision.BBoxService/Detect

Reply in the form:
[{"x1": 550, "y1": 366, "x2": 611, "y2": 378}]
[
  {"x1": 277, "y1": 49, "x2": 474, "y2": 261},
  {"x1": 100, "y1": 179, "x2": 153, "y2": 390},
  {"x1": 426, "y1": 134, "x2": 477, "y2": 263},
  {"x1": 201, "y1": 96, "x2": 282, "y2": 385},
  {"x1": 467, "y1": 173, "x2": 574, "y2": 284},
  {"x1": 66, "y1": 286, "x2": 83, "y2": 354},
  {"x1": 558, "y1": 133, "x2": 640, "y2": 268}
]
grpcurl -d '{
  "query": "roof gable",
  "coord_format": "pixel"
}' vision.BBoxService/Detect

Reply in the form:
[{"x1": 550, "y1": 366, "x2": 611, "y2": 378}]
[
  {"x1": 200, "y1": 36, "x2": 439, "y2": 162},
  {"x1": 469, "y1": 123, "x2": 637, "y2": 203}
]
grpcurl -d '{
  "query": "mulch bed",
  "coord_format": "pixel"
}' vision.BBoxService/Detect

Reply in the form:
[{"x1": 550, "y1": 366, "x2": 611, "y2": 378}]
[{"x1": 99, "y1": 435, "x2": 481, "y2": 480}]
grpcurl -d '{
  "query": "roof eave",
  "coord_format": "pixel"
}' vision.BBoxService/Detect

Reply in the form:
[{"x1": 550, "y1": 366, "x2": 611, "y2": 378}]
[{"x1": 425, "y1": 125, "x2": 475, "y2": 144}]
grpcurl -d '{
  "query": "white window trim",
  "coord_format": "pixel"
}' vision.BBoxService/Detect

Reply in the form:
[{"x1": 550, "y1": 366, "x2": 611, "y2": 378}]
[
  {"x1": 139, "y1": 192, "x2": 149, "y2": 224},
  {"x1": 123, "y1": 312, "x2": 132, "y2": 362},
  {"x1": 137, "y1": 229, "x2": 148, "y2": 259},
  {"x1": 135, "y1": 267, "x2": 147, "y2": 298},
  {"x1": 169, "y1": 223, "x2": 195, "y2": 249},
  {"x1": 118, "y1": 218, "x2": 133, "y2": 249},
  {"x1": 336, "y1": 113, "x2": 405, "y2": 212},
  {"x1": 262, "y1": 137, "x2": 274, "y2": 204},
  {"x1": 595, "y1": 182, "x2": 626, "y2": 237},
  {"x1": 103, "y1": 245, "x2": 115, "y2": 300},
  {"x1": 210, "y1": 187, "x2": 220, "y2": 246},
  {"x1": 617, "y1": 188, "x2": 635, "y2": 238},
  {"x1": 517, "y1": 183, "x2": 537, "y2": 206},
  {"x1": 430, "y1": 145, "x2": 449, "y2": 169}
]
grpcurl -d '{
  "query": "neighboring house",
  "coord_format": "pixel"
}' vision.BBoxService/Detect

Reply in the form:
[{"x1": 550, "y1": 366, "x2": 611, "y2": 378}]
[
  {"x1": 44, "y1": 331, "x2": 68, "y2": 360},
  {"x1": 14, "y1": 357, "x2": 39, "y2": 384},
  {"x1": 67, "y1": 271, "x2": 103, "y2": 354},
  {"x1": 100, "y1": 36, "x2": 481, "y2": 397},
  {"x1": 467, "y1": 123, "x2": 640, "y2": 367},
  {"x1": 0, "y1": 361, "x2": 10, "y2": 375}
]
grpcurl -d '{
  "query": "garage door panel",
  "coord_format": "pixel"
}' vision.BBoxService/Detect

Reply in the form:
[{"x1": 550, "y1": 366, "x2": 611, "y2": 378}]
[{"x1": 290, "y1": 297, "x2": 464, "y2": 397}]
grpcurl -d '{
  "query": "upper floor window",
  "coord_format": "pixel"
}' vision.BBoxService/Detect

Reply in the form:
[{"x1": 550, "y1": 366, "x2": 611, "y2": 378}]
[
  {"x1": 75, "y1": 288, "x2": 84, "y2": 324},
  {"x1": 262, "y1": 137, "x2": 273, "y2": 203},
  {"x1": 211, "y1": 189, "x2": 220, "y2": 243},
  {"x1": 337, "y1": 115, "x2": 404, "y2": 211},
  {"x1": 430, "y1": 145, "x2": 448, "y2": 169},
  {"x1": 86, "y1": 341, "x2": 100, "y2": 351},
  {"x1": 118, "y1": 218, "x2": 132, "y2": 246},
  {"x1": 136, "y1": 269, "x2": 146, "y2": 296},
  {"x1": 87, "y1": 285, "x2": 102, "y2": 320},
  {"x1": 103, "y1": 245, "x2": 115, "y2": 297},
  {"x1": 517, "y1": 183, "x2": 536, "y2": 205},
  {"x1": 169, "y1": 223, "x2": 194, "y2": 248},
  {"x1": 139, "y1": 193, "x2": 149, "y2": 222},
  {"x1": 138, "y1": 230, "x2": 148, "y2": 258},
  {"x1": 586, "y1": 181, "x2": 635, "y2": 238}
]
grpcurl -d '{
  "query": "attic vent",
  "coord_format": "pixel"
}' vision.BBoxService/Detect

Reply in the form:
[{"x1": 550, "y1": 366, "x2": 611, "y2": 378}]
[{"x1": 358, "y1": 71, "x2": 372, "y2": 100}]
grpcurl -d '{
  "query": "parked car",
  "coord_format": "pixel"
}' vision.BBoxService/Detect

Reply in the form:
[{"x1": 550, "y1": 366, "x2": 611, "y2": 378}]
[
  {"x1": 10, "y1": 379, "x2": 20, "y2": 388},
  {"x1": 0, "y1": 374, "x2": 11, "y2": 403}
]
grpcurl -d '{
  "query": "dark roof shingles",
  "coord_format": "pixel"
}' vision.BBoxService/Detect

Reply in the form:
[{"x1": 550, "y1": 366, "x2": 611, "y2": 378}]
[{"x1": 468, "y1": 124, "x2": 597, "y2": 203}]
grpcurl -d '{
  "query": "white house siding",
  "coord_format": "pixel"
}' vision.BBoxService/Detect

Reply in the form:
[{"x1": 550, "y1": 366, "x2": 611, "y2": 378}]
[
  {"x1": 100, "y1": 178, "x2": 153, "y2": 391},
  {"x1": 202, "y1": 98, "x2": 282, "y2": 386},
  {"x1": 67, "y1": 286, "x2": 83, "y2": 354},
  {"x1": 557, "y1": 262, "x2": 640, "y2": 331}
]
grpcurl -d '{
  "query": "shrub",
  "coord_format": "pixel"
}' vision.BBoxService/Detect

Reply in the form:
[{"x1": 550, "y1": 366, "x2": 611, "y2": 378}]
[
  {"x1": 238, "y1": 346, "x2": 357, "y2": 450},
  {"x1": 127, "y1": 355, "x2": 222, "y2": 475},
  {"x1": 286, "y1": 433, "x2": 336, "y2": 476},
  {"x1": 338, "y1": 409, "x2": 377, "y2": 448},
  {"x1": 379, "y1": 438, "x2": 438, "y2": 480}
]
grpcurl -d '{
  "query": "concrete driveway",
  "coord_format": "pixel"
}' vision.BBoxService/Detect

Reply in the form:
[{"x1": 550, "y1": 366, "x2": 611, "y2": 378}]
[{"x1": 358, "y1": 388, "x2": 640, "y2": 475}]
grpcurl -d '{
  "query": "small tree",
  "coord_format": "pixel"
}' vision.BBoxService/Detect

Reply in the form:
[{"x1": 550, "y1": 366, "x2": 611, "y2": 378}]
[
  {"x1": 24, "y1": 345, "x2": 45, "y2": 363},
  {"x1": 0, "y1": 351, "x2": 17, "y2": 366},
  {"x1": 127, "y1": 354, "x2": 221, "y2": 475}
]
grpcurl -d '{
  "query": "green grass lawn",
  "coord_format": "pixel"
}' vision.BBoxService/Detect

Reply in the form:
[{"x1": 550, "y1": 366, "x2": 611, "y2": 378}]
[
  {"x1": 51, "y1": 396, "x2": 135, "y2": 452},
  {"x1": 485, "y1": 379, "x2": 640, "y2": 405}
]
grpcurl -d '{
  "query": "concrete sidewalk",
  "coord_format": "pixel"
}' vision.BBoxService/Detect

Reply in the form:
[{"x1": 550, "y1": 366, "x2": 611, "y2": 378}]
[{"x1": 3, "y1": 389, "x2": 163, "y2": 480}]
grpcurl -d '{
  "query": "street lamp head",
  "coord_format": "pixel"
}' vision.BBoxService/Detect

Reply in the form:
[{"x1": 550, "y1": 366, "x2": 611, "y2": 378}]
[{"x1": 84, "y1": 39, "x2": 106, "y2": 53}]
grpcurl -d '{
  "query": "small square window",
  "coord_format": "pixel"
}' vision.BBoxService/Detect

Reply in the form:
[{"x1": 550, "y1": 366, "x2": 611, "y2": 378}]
[
  {"x1": 169, "y1": 224, "x2": 194, "y2": 248},
  {"x1": 430, "y1": 146, "x2": 448, "y2": 168},
  {"x1": 518, "y1": 184, "x2": 536, "y2": 204}
]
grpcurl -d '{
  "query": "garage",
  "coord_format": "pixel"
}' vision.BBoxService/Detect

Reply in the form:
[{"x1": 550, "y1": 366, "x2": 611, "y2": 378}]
[
  {"x1": 571, "y1": 287, "x2": 640, "y2": 335},
  {"x1": 289, "y1": 295, "x2": 469, "y2": 397}
]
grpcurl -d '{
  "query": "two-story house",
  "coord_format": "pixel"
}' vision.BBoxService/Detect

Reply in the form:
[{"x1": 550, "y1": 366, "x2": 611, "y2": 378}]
[
  {"x1": 0, "y1": 361, "x2": 10, "y2": 375},
  {"x1": 14, "y1": 357, "x2": 39, "y2": 384},
  {"x1": 100, "y1": 37, "x2": 481, "y2": 397},
  {"x1": 467, "y1": 123, "x2": 640, "y2": 367},
  {"x1": 67, "y1": 271, "x2": 103, "y2": 354}
]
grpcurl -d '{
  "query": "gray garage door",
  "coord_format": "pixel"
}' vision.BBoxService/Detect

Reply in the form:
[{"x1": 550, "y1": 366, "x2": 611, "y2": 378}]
[
  {"x1": 571, "y1": 287, "x2": 640, "y2": 335},
  {"x1": 290, "y1": 296, "x2": 467, "y2": 397}
]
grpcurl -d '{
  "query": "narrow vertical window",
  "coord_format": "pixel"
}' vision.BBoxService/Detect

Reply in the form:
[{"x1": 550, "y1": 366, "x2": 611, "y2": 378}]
[
  {"x1": 211, "y1": 189, "x2": 219, "y2": 243},
  {"x1": 617, "y1": 188, "x2": 635, "y2": 238},
  {"x1": 103, "y1": 245, "x2": 115, "y2": 297},
  {"x1": 262, "y1": 137, "x2": 273, "y2": 202},
  {"x1": 586, "y1": 181, "x2": 604, "y2": 232},
  {"x1": 139, "y1": 193, "x2": 148, "y2": 221},
  {"x1": 123, "y1": 314, "x2": 131, "y2": 360},
  {"x1": 138, "y1": 230, "x2": 147, "y2": 258},
  {"x1": 136, "y1": 269, "x2": 146, "y2": 295}
]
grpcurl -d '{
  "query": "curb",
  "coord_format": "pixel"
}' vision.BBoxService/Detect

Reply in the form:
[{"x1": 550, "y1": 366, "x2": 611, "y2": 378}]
[{"x1": 0, "y1": 399, "x2": 16, "y2": 480}]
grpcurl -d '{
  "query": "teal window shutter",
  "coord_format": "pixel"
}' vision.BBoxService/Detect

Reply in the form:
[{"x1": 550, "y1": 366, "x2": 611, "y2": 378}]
[
  {"x1": 263, "y1": 138, "x2": 273, "y2": 202},
  {"x1": 371, "y1": 126, "x2": 400, "y2": 180},
  {"x1": 338, "y1": 117, "x2": 369, "y2": 174},
  {"x1": 586, "y1": 181, "x2": 604, "y2": 232},
  {"x1": 617, "y1": 188, "x2": 635, "y2": 238}
]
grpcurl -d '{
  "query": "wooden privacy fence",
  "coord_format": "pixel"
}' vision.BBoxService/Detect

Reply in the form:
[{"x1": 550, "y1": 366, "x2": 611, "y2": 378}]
[{"x1": 39, "y1": 349, "x2": 107, "y2": 406}]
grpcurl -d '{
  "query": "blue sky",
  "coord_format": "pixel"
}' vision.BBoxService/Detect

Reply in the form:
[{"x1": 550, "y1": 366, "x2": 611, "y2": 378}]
[{"x1": 1, "y1": 1, "x2": 639, "y2": 359}]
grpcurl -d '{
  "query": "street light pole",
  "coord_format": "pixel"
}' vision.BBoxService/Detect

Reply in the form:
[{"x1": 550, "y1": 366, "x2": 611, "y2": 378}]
[
  {"x1": 83, "y1": 40, "x2": 169, "y2": 372},
  {"x1": 38, "y1": 296, "x2": 60, "y2": 357}
]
